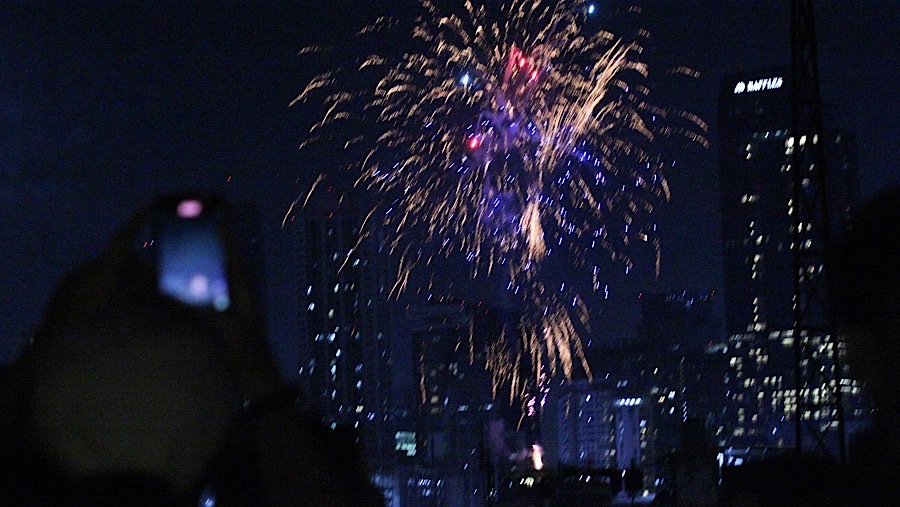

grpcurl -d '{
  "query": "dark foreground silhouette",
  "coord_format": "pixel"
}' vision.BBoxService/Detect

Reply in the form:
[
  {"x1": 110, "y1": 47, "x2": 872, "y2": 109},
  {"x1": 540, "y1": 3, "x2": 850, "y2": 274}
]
[{"x1": 0, "y1": 194, "x2": 383, "y2": 506}]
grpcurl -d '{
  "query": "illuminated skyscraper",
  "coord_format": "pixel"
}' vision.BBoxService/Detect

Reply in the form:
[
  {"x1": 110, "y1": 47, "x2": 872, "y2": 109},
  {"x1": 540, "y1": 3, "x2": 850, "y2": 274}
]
[
  {"x1": 542, "y1": 380, "x2": 648, "y2": 472},
  {"x1": 637, "y1": 291, "x2": 725, "y2": 429},
  {"x1": 403, "y1": 301, "x2": 510, "y2": 507},
  {"x1": 633, "y1": 289, "x2": 727, "y2": 489},
  {"x1": 290, "y1": 188, "x2": 393, "y2": 463},
  {"x1": 717, "y1": 69, "x2": 861, "y2": 450}
]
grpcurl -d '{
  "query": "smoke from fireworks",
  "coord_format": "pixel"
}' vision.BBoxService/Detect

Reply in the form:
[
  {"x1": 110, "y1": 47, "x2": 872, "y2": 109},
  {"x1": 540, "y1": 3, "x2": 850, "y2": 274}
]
[{"x1": 291, "y1": 0, "x2": 707, "y2": 401}]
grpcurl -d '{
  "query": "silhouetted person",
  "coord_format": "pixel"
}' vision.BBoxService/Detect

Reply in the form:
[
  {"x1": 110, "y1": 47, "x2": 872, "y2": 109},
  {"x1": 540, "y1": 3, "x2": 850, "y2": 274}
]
[
  {"x1": 831, "y1": 185, "x2": 900, "y2": 503},
  {"x1": 0, "y1": 194, "x2": 383, "y2": 505}
]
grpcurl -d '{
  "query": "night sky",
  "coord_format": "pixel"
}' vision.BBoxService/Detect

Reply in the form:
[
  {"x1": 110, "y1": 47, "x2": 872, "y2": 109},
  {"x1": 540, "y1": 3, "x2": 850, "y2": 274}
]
[{"x1": 1, "y1": 1, "x2": 897, "y2": 372}]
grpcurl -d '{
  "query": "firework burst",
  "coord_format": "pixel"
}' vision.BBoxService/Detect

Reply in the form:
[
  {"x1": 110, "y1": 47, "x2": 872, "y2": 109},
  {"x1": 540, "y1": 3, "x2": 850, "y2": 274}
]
[{"x1": 292, "y1": 0, "x2": 707, "y2": 401}]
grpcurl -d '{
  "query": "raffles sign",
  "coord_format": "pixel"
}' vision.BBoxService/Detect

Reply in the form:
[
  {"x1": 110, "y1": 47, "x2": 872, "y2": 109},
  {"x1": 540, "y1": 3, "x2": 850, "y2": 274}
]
[{"x1": 733, "y1": 76, "x2": 784, "y2": 94}]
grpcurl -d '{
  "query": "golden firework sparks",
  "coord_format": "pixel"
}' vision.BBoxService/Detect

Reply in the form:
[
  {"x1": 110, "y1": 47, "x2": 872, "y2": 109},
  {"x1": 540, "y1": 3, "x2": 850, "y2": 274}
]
[{"x1": 292, "y1": 0, "x2": 707, "y2": 402}]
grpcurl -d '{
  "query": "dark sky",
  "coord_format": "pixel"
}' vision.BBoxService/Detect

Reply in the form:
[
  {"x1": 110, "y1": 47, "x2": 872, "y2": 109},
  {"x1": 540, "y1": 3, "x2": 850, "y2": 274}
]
[{"x1": 1, "y1": 1, "x2": 897, "y2": 369}]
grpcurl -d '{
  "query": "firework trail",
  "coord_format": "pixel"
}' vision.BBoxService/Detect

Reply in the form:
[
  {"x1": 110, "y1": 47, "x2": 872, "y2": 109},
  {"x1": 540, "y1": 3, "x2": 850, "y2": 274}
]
[{"x1": 292, "y1": 0, "x2": 707, "y2": 401}]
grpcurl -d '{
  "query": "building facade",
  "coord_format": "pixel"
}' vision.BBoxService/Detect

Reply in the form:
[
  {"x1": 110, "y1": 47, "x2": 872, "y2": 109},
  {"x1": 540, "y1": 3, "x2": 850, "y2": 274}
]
[
  {"x1": 291, "y1": 193, "x2": 394, "y2": 464},
  {"x1": 717, "y1": 69, "x2": 863, "y2": 451},
  {"x1": 401, "y1": 301, "x2": 516, "y2": 507},
  {"x1": 543, "y1": 379, "x2": 649, "y2": 473}
]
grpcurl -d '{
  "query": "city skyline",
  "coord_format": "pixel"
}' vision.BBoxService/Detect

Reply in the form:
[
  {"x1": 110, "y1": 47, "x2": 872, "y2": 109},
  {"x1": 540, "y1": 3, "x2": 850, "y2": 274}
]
[
  {"x1": 1, "y1": 1, "x2": 896, "y2": 504},
  {"x1": 1, "y1": 2, "x2": 895, "y2": 369}
]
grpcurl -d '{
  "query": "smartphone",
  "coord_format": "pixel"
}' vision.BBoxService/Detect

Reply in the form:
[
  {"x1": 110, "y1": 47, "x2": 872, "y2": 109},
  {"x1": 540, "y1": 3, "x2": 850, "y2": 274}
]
[{"x1": 153, "y1": 197, "x2": 232, "y2": 312}]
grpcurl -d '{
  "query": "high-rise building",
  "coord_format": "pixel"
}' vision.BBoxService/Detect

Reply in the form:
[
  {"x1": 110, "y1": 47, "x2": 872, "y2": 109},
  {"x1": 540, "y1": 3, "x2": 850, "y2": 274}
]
[
  {"x1": 542, "y1": 379, "x2": 649, "y2": 473},
  {"x1": 634, "y1": 290, "x2": 727, "y2": 490},
  {"x1": 581, "y1": 290, "x2": 727, "y2": 491},
  {"x1": 410, "y1": 302, "x2": 491, "y2": 419},
  {"x1": 637, "y1": 290, "x2": 726, "y2": 429},
  {"x1": 402, "y1": 301, "x2": 509, "y2": 507},
  {"x1": 717, "y1": 69, "x2": 862, "y2": 450},
  {"x1": 290, "y1": 190, "x2": 394, "y2": 463}
]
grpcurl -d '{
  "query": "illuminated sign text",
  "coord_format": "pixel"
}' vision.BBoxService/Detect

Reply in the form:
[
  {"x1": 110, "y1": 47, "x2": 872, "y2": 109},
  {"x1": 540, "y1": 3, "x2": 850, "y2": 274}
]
[{"x1": 733, "y1": 76, "x2": 784, "y2": 94}]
